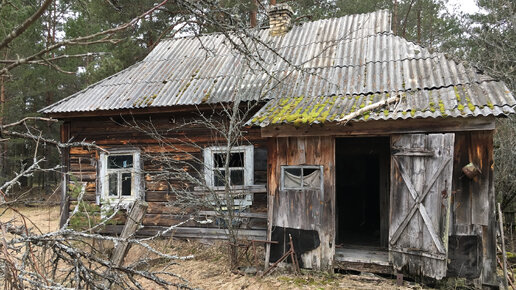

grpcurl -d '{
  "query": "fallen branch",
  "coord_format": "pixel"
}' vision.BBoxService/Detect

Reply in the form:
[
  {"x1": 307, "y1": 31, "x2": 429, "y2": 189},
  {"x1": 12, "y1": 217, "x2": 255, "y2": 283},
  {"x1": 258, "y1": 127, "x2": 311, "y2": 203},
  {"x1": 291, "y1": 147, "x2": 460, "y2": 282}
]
[{"x1": 336, "y1": 94, "x2": 401, "y2": 124}]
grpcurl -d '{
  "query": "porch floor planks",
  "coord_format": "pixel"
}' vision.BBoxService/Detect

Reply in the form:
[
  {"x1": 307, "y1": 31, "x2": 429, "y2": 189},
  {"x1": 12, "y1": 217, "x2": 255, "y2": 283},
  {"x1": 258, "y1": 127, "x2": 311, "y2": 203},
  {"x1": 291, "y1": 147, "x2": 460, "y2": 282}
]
[{"x1": 334, "y1": 246, "x2": 390, "y2": 266}]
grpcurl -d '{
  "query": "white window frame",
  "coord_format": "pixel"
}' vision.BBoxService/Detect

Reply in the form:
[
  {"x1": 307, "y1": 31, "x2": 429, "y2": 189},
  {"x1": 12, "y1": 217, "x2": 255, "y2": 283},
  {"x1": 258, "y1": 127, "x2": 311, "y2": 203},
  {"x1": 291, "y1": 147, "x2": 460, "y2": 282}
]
[
  {"x1": 98, "y1": 150, "x2": 142, "y2": 205},
  {"x1": 280, "y1": 165, "x2": 324, "y2": 191},
  {"x1": 203, "y1": 145, "x2": 254, "y2": 189}
]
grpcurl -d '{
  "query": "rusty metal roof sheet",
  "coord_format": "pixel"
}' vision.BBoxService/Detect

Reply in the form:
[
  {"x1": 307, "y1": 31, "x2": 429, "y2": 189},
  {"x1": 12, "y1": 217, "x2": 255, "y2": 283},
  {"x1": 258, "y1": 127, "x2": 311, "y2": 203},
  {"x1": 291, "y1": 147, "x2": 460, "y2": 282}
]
[{"x1": 41, "y1": 9, "x2": 515, "y2": 123}]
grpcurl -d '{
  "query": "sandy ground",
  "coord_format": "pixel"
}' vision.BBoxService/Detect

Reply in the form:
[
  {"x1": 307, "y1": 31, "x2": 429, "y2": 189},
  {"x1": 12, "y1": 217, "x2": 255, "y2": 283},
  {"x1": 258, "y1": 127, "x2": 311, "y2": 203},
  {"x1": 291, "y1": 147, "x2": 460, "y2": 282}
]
[
  {"x1": 1, "y1": 206, "x2": 424, "y2": 289},
  {"x1": 0, "y1": 205, "x2": 60, "y2": 235}
]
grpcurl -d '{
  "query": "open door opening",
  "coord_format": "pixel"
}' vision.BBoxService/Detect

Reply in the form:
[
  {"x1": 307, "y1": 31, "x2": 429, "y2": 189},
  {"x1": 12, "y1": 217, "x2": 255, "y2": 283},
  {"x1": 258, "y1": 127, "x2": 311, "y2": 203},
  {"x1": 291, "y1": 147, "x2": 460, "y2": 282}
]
[{"x1": 335, "y1": 137, "x2": 390, "y2": 249}]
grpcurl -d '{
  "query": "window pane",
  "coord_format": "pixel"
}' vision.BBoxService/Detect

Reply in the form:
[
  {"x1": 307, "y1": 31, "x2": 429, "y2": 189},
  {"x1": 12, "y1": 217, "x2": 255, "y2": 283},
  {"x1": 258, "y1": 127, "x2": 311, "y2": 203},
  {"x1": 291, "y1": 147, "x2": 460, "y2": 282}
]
[
  {"x1": 228, "y1": 152, "x2": 244, "y2": 167},
  {"x1": 303, "y1": 168, "x2": 317, "y2": 176},
  {"x1": 214, "y1": 169, "x2": 225, "y2": 186},
  {"x1": 107, "y1": 155, "x2": 133, "y2": 169},
  {"x1": 214, "y1": 153, "x2": 225, "y2": 168},
  {"x1": 283, "y1": 167, "x2": 322, "y2": 189},
  {"x1": 108, "y1": 173, "x2": 118, "y2": 196},
  {"x1": 303, "y1": 169, "x2": 321, "y2": 188},
  {"x1": 230, "y1": 169, "x2": 244, "y2": 185},
  {"x1": 284, "y1": 168, "x2": 302, "y2": 188},
  {"x1": 213, "y1": 152, "x2": 244, "y2": 168},
  {"x1": 121, "y1": 173, "x2": 132, "y2": 196},
  {"x1": 285, "y1": 168, "x2": 301, "y2": 176}
]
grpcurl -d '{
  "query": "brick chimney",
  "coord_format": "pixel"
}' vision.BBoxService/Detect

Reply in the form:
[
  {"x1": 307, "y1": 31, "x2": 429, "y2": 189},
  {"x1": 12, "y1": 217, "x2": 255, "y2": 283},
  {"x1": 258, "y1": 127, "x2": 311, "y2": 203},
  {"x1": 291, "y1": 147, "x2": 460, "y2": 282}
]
[{"x1": 268, "y1": 3, "x2": 294, "y2": 36}]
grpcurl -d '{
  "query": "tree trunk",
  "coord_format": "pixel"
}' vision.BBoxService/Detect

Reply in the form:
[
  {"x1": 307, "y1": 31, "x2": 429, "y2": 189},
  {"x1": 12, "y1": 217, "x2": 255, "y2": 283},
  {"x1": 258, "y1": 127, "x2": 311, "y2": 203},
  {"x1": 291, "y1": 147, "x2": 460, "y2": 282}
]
[
  {"x1": 417, "y1": 0, "x2": 422, "y2": 44},
  {"x1": 401, "y1": 0, "x2": 417, "y2": 38},
  {"x1": 250, "y1": 0, "x2": 258, "y2": 27},
  {"x1": 0, "y1": 74, "x2": 5, "y2": 178},
  {"x1": 393, "y1": 0, "x2": 398, "y2": 35}
]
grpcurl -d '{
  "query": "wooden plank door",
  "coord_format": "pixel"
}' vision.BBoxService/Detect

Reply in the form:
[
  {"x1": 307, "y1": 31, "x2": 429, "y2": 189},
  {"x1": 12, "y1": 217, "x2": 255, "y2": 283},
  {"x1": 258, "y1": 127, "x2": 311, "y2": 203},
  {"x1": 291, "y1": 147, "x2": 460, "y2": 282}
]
[{"x1": 389, "y1": 133, "x2": 454, "y2": 279}]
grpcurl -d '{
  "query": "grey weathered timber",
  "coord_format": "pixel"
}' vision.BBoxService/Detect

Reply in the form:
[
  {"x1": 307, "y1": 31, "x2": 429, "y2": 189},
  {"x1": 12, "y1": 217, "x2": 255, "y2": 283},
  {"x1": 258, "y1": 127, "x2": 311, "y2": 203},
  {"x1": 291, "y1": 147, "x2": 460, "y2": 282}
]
[
  {"x1": 110, "y1": 200, "x2": 148, "y2": 267},
  {"x1": 268, "y1": 136, "x2": 335, "y2": 271},
  {"x1": 498, "y1": 203, "x2": 509, "y2": 290},
  {"x1": 261, "y1": 116, "x2": 496, "y2": 137},
  {"x1": 389, "y1": 133, "x2": 454, "y2": 279}
]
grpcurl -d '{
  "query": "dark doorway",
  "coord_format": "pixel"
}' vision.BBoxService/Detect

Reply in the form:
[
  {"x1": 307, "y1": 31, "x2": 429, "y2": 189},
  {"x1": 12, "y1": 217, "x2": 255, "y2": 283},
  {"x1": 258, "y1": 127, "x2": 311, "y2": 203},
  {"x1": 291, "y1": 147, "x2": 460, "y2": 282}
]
[{"x1": 335, "y1": 137, "x2": 390, "y2": 248}]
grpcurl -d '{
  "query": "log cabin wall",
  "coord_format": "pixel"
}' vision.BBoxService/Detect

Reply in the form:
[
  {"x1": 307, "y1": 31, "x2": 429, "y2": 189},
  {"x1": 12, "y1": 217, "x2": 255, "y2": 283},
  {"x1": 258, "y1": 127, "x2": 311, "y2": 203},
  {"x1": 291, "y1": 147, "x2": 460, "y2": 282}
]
[
  {"x1": 62, "y1": 111, "x2": 268, "y2": 240},
  {"x1": 449, "y1": 130, "x2": 496, "y2": 285},
  {"x1": 267, "y1": 136, "x2": 335, "y2": 270}
]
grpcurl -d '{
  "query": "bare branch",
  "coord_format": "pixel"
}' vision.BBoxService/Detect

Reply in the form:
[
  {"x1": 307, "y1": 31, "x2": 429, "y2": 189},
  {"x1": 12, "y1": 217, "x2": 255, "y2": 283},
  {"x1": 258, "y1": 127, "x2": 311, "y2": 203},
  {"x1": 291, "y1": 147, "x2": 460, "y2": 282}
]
[
  {"x1": 0, "y1": 0, "x2": 54, "y2": 50},
  {"x1": 0, "y1": 0, "x2": 170, "y2": 77}
]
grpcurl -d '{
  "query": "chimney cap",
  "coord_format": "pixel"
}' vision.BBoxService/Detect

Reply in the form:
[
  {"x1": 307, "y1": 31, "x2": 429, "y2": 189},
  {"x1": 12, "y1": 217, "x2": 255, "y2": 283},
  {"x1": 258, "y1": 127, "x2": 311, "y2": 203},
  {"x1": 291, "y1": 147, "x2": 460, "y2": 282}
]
[{"x1": 268, "y1": 3, "x2": 294, "y2": 16}]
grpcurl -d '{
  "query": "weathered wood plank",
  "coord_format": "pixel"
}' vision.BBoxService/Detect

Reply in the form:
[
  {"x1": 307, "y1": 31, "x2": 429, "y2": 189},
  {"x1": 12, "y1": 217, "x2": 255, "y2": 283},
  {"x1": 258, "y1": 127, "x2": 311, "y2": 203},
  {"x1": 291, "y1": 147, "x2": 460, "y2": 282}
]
[
  {"x1": 262, "y1": 116, "x2": 496, "y2": 137},
  {"x1": 110, "y1": 201, "x2": 148, "y2": 266},
  {"x1": 145, "y1": 191, "x2": 176, "y2": 202},
  {"x1": 100, "y1": 225, "x2": 267, "y2": 240},
  {"x1": 389, "y1": 133, "x2": 454, "y2": 280}
]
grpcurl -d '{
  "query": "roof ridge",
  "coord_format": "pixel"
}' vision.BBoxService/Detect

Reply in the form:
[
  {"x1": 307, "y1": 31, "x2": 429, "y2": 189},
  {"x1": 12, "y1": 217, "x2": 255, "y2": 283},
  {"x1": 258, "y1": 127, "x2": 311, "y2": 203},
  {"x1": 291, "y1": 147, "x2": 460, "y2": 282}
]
[{"x1": 157, "y1": 9, "x2": 391, "y2": 42}]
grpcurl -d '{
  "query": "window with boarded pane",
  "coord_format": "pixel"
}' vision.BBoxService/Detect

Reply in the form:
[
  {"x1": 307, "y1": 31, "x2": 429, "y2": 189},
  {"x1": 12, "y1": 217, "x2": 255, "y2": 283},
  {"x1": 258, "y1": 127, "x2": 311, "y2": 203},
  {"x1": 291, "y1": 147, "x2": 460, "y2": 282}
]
[
  {"x1": 281, "y1": 165, "x2": 323, "y2": 190},
  {"x1": 204, "y1": 146, "x2": 253, "y2": 188},
  {"x1": 100, "y1": 151, "x2": 141, "y2": 203}
]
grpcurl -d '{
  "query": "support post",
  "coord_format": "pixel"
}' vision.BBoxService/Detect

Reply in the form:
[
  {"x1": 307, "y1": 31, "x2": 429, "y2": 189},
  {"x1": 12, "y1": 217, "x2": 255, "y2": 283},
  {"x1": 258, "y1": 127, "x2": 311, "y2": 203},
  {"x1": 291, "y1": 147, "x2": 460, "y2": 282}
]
[
  {"x1": 498, "y1": 202, "x2": 509, "y2": 290},
  {"x1": 110, "y1": 200, "x2": 148, "y2": 266}
]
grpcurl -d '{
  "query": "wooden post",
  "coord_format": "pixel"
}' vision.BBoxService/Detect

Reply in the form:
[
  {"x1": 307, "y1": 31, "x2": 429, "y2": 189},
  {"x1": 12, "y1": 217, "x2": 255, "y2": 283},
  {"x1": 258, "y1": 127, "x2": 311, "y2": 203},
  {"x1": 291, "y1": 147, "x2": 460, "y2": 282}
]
[
  {"x1": 498, "y1": 202, "x2": 509, "y2": 290},
  {"x1": 110, "y1": 200, "x2": 148, "y2": 267}
]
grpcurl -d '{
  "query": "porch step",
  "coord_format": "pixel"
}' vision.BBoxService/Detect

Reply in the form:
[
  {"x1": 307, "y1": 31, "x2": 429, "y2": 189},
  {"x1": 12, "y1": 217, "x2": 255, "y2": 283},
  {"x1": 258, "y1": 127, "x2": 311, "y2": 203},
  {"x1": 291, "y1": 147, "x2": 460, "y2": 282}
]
[{"x1": 334, "y1": 246, "x2": 393, "y2": 275}]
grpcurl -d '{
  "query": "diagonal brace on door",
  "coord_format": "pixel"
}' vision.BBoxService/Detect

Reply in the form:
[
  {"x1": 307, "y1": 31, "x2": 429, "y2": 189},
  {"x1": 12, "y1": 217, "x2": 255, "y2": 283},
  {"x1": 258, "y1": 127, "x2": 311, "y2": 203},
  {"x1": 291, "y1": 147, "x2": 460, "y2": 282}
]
[{"x1": 390, "y1": 156, "x2": 452, "y2": 254}]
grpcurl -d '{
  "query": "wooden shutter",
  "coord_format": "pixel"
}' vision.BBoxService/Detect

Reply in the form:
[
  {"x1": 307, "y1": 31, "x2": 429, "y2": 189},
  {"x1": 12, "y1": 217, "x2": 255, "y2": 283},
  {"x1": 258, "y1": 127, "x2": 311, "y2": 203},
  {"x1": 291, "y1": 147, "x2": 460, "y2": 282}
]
[{"x1": 389, "y1": 134, "x2": 454, "y2": 279}]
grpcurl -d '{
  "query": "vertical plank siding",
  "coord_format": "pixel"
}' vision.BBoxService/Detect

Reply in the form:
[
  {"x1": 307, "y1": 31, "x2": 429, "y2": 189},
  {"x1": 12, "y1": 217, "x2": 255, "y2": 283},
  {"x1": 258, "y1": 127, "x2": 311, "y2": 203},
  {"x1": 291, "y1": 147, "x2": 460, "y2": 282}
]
[
  {"x1": 268, "y1": 136, "x2": 335, "y2": 271},
  {"x1": 389, "y1": 133, "x2": 454, "y2": 279},
  {"x1": 64, "y1": 112, "x2": 268, "y2": 239},
  {"x1": 449, "y1": 131, "x2": 496, "y2": 284}
]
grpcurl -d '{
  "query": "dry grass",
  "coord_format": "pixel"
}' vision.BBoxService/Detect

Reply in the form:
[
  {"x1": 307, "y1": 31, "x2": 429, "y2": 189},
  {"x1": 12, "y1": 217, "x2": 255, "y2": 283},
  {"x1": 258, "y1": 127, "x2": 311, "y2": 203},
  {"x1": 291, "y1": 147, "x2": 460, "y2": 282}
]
[
  {"x1": 1, "y1": 206, "x2": 425, "y2": 289},
  {"x1": 0, "y1": 205, "x2": 60, "y2": 236},
  {"x1": 127, "y1": 239, "x2": 421, "y2": 289}
]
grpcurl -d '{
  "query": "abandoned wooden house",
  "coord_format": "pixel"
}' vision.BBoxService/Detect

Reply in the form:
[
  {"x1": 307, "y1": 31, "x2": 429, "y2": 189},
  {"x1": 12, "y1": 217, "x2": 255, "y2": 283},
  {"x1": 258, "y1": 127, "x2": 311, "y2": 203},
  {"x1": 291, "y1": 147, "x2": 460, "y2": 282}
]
[{"x1": 41, "y1": 4, "x2": 516, "y2": 286}]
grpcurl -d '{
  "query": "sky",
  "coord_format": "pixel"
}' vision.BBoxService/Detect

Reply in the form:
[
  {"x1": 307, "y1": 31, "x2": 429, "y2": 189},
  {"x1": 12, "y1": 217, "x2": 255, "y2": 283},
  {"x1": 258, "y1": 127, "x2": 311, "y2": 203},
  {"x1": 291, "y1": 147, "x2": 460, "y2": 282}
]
[{"x1": 446, "y1": 0, "x2": 480, "y2": 15}]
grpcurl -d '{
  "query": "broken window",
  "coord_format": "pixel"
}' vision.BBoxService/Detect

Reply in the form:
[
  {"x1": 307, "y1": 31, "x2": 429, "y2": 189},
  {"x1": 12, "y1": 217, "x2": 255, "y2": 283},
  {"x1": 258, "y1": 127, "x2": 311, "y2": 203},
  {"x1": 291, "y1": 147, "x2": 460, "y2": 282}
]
[
  {"x1": 281, "y1": 166, "x2": 323, "y2": 190},
  {"x1": 99, "y1": 151, "x2": 141, "y2": 203},
  {"x1": 204, "y1": 146, "x2": 254, "y2": 188}
]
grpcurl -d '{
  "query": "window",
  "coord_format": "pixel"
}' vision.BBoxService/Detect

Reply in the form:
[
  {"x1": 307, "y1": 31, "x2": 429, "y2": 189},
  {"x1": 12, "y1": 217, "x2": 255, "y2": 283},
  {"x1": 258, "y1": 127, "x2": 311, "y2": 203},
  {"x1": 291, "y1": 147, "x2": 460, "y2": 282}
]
[
  {"x1": 281, "y1": 165, "x2": 323, "y2": 190},
  {"x1": 99, "y1": 150, "x2": 141, "y2": 203},
  {"x1": 204, "y1": 146, "x2": 254, "y2": 188}
]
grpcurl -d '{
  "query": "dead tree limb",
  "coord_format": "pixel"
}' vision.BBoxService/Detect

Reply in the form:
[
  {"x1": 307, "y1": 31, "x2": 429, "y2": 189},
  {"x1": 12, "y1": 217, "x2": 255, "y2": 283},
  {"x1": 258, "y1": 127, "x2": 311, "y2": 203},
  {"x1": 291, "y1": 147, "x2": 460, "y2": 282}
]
[{"x1": 336, "y1": 95, "x2": 400, "y2": 124}]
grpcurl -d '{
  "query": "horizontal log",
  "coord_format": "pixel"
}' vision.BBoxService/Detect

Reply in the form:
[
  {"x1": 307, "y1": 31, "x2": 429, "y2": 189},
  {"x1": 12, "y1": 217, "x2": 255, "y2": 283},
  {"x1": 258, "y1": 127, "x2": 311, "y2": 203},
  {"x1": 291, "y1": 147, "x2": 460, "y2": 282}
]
[
  {"x1": 198, "y1": 211, "x2": 267, "y2": 219},
  {"x1": 192, "y1": 185, "x2": 267, "y2": 194},
  {"x1": 145, "y1": 191, "x2": 176, "y2": 202},
  {"x1": 143, "y1": 214, "x2": 197, "y2": 227},
  {"x1": 146, "y1": 202, "x2": 184, "y2": 214},
  {"x1": 100, "y1": 225, "x2": 267, "y2": 240},
  {"x1": 146, "y1": 180, "x2": 169, "y2": 191},
  {"x1": 70, "y1": 147, "x2": 96, "y2": 155},
  {"x1": 70, "y1": 163, "x2": 96, "y2": 172},
  {"x1": 69, "y1": 173, "x2": 96, "y2": 181}
]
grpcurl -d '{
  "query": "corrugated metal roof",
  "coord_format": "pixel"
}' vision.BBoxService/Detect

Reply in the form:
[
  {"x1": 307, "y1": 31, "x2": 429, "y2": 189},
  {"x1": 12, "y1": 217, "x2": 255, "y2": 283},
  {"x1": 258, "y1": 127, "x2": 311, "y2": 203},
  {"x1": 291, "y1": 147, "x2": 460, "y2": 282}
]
[
  {"x1": 41, "y1": 9, "x2": 515, "y2": 124},
  {"x1": 247, "y1": 83, "x2": 516, "y2": 126}
]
